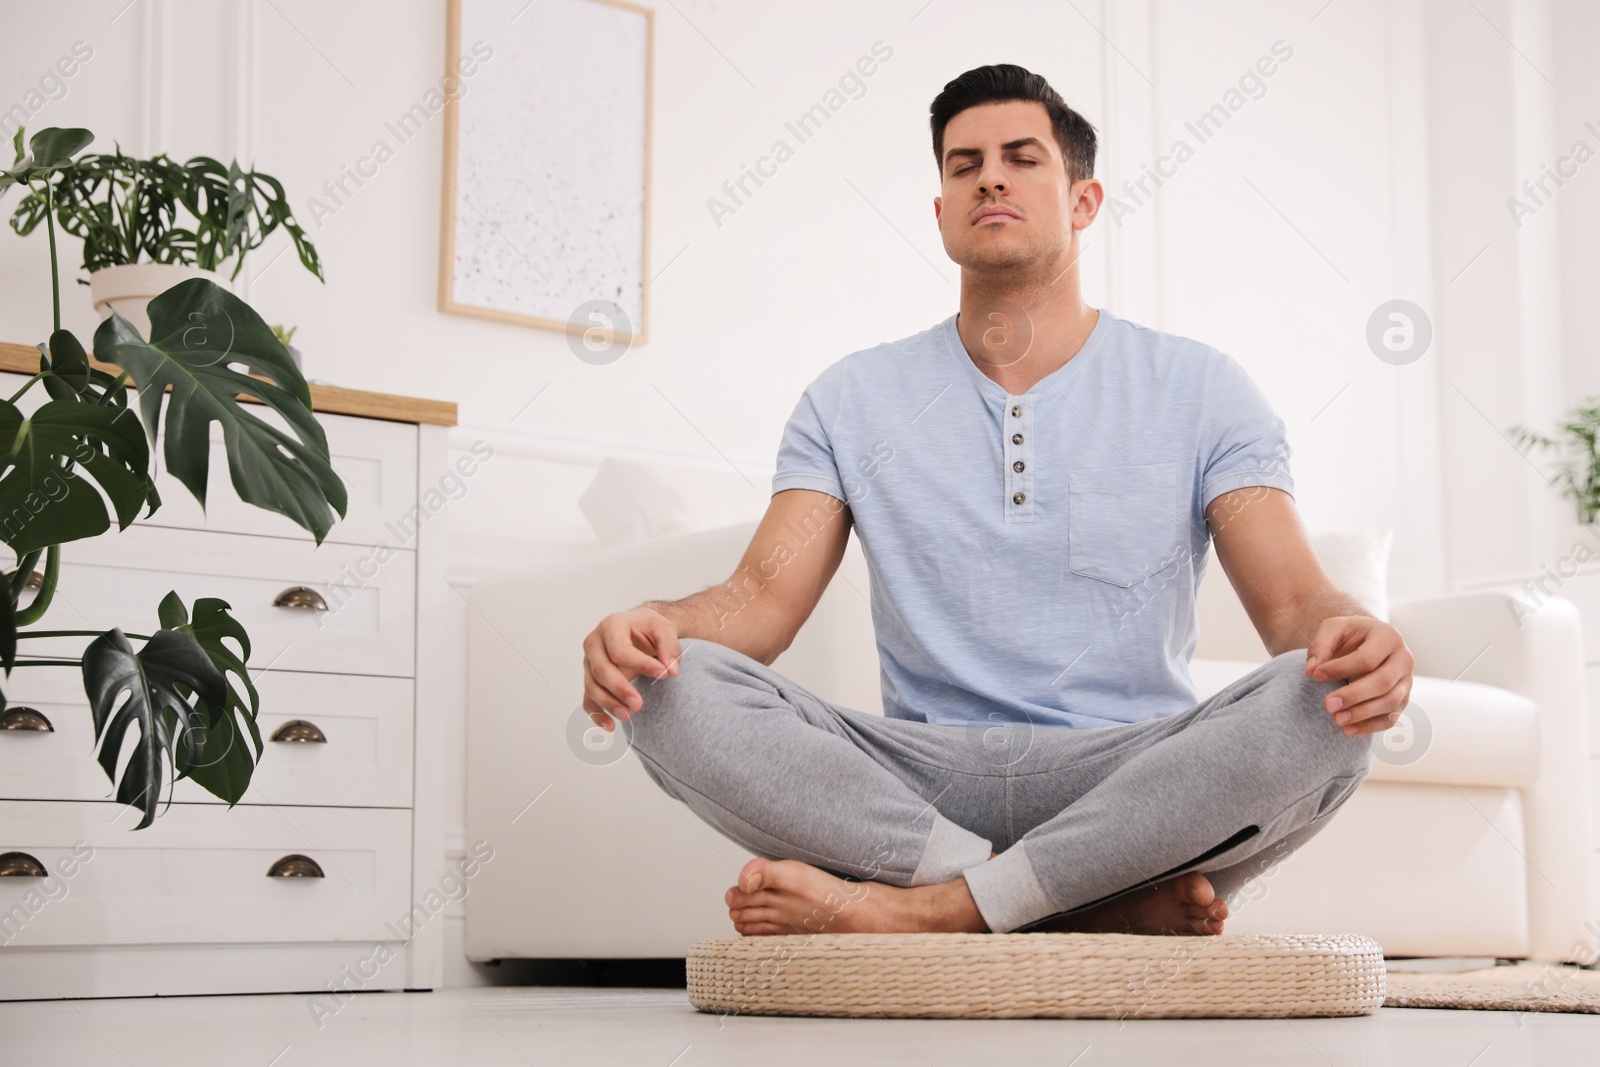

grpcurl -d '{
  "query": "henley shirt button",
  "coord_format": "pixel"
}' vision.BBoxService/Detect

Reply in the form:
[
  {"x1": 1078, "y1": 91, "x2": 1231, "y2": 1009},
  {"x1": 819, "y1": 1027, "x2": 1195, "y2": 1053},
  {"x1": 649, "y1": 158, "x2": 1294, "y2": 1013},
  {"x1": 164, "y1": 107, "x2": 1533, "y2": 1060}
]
[
  {"x1": 1013, "y1": 460, "x2": 1025, "y2": 473},
  {"x1": 1010, "y1": 405, "x2": 1022, "y2": 417},
  {"x1": 1012, "y1": 433, "x2": 1023, "y2": 445},
  {"x1": 1012, "y1": 491, "x2": 1026, "y2": 504}
]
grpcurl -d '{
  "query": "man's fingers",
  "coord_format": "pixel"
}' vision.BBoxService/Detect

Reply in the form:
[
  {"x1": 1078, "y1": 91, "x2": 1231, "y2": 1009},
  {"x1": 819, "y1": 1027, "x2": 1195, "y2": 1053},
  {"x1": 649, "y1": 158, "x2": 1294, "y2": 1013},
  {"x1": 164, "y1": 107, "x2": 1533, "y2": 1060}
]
[
  {"x1": 642, "y1": 615, "x2": 684, "y2": 678},
  {"x1": 582, "y1": 657, "x2": 631, "y2": 722},
  {"x1": 1309, "y1": 637, "x2": 1390, "y2": 684},
  {"x1": 1304, "y1": 617, "x2": 1361, "y2": 673},
  {"x1": 580, "y1": 694, "x2": 617, "y2": 733},
  {"x1": 590, "y1": 628, "x2": 653, "y2": 714},
  {"x1": 1332, "y1": 680, "x2": 1410, "y2": 734},
  {"x1": 1346, "y1": 707, "x2": 1402, "y2": 737},
  {"x1": 1323, "y1": 657, "x2": 1408, "y2": 714},
  {"x1": 599, "y1": 620, "x2": 673, "y2": 689}
]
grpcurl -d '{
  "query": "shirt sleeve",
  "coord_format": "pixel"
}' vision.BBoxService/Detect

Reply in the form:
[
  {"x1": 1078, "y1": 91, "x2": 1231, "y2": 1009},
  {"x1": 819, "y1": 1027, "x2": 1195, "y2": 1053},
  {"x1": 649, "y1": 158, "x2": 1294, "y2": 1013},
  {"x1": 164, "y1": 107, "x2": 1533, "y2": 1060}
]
[
  {"x1": 1199, "y1": 352, "x2": 1296, "y2": 514},
  {"x1": 771, "y1": 370, "x2": 847, "y2": 502}
]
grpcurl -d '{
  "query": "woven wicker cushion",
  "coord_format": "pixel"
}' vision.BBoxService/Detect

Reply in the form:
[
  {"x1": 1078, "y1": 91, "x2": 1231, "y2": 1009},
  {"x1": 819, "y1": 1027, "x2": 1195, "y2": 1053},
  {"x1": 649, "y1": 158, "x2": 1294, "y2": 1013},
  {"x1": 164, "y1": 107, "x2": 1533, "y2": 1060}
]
[{"x1": 687, "y1": 932, "x2": 1387, "y2": 1019}]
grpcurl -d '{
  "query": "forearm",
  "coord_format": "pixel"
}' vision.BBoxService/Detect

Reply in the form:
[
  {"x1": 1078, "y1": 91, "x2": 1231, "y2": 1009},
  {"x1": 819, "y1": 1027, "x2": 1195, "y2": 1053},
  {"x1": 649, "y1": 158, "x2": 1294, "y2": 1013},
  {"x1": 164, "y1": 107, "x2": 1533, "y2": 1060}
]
[
  {"x1": 633, "y1": 489, "x2": 848, "y2": 668},
  {"x1": 638, "y1": 582, "x2": 791, "y2": 667},
  {"x1": 1264, "y1": 585, "x2": 1374, "y2": 657}
]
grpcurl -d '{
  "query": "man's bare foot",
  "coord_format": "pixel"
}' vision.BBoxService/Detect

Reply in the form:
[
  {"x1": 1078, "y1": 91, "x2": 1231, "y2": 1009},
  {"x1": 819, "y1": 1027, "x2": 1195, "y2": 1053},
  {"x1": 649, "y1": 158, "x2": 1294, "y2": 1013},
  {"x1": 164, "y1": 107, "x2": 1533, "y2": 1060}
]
[
  {"x1": 724, "y1": 857, "x2": 989, "y2": 936},
  {"x1": 1037, "y1": 871, "x2": 1229, "y2": 936}
]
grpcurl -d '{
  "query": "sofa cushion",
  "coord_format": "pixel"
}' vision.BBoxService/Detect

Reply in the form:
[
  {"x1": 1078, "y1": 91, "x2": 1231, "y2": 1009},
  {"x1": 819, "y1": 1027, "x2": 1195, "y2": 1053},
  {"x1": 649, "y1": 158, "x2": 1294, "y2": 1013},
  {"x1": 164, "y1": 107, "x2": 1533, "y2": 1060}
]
[
  {"x1": 578, "y1": 457, "x2": 768, "y2": 546},
  {"x1": 1194, "y1": 528, "x2": 1394, "y2": 663},
  {"x1": 1189, "y1": 659, "x2": 1539, "y2": 788}
]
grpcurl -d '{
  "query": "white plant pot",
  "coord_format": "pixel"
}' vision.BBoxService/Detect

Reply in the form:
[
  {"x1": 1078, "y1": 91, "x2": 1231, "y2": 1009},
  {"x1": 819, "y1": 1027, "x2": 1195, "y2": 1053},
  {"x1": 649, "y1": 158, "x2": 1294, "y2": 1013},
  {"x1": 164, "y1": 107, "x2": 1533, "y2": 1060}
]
[{"x1": 88, "y1": 263, "x2": 231, "y2": 341}]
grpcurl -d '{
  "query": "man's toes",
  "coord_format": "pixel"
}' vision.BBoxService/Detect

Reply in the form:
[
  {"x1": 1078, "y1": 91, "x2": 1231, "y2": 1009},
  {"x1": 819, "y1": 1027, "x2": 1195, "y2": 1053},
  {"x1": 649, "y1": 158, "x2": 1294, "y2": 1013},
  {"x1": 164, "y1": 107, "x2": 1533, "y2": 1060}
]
[
  {"x1": 726, "y1": 886, "x2": 766, "y2": 909},
  {"x1": 1173, "y1": 871, "x2": 1216, "y2": 908},
  {"x1": 734, "y1": 920, "x2": 793, "y2": 936},
  {"x1": 729, "y1": 906, "x2": 784, "y2": 926},
  {"x1": 737, "y1": 857, "x2": 773, "y2": 894}
]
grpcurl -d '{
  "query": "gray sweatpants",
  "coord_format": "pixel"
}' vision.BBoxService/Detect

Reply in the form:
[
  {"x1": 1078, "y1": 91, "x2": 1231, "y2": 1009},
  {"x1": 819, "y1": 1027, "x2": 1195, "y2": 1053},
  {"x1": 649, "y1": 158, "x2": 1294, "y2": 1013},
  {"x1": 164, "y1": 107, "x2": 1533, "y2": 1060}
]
[{"x1": 629, "y1": 637, "x2": 1375, "y2": 934}]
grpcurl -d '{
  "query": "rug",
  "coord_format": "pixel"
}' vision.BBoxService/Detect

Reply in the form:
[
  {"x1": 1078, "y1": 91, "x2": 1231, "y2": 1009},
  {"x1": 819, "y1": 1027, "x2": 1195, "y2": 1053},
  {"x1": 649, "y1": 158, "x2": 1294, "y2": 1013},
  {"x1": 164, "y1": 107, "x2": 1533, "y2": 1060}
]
[{"x1": 1384, "y1": 963, "x2": 1600, "y2": 1014}]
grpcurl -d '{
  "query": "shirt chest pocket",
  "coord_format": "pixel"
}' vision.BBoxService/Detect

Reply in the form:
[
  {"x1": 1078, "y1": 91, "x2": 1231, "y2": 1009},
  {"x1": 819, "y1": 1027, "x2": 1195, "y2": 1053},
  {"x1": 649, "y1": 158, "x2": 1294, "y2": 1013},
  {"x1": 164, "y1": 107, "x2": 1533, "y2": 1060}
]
[{"x1": 1068, "y1": 462, "x2": 1184, "y2": 588}]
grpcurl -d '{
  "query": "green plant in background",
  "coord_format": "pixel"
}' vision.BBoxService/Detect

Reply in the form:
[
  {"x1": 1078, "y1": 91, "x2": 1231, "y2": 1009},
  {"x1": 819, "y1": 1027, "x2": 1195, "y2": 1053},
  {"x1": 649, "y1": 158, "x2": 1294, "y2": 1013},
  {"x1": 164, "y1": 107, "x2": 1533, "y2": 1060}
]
[
  {"x1": 1510, "y1": 396, "x2": 1600, "y2": 524},
  {"x1": 270, "y1": 324, "x2": 297, "y2": 348},
  {"x1": 5, "y1": 137, "x2": 324, "y2": 285},
  {"x1": 0, "y1": 127, "x2": 346, "y2": 828}
]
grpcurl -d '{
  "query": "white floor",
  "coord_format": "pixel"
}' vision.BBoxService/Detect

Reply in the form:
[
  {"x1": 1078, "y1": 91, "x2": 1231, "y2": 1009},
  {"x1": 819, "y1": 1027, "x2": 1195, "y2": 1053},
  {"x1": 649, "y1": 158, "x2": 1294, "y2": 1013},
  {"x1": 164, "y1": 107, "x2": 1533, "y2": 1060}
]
[{"x1": 4, "y1": 982, "x2": 1599, "y2": 1066}]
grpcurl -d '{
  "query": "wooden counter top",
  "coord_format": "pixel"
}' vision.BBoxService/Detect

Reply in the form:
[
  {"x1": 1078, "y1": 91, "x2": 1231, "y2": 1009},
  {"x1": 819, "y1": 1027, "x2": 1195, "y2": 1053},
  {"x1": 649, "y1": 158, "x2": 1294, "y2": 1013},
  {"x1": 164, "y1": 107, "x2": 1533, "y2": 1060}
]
[{"x1": 0, "y1": 341, "x2": 457, "y2": 427}]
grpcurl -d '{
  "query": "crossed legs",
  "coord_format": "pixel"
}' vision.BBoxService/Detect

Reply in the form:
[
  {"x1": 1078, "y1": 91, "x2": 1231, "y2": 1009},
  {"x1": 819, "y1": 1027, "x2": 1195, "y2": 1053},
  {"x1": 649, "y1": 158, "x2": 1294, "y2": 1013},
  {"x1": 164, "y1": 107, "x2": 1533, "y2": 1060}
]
[{"x1": 627, "y1": 638, "x2": 1374, "y2": 936}]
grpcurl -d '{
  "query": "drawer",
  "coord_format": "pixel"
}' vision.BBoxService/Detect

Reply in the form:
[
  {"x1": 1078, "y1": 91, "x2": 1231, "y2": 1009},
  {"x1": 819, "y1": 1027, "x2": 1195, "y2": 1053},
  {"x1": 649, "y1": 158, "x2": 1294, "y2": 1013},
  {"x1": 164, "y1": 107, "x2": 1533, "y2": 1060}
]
[
  {"x1": 0, "y1": 371, "x2": 420, "y2": 549},
  {"x1": 8, "y1": 524, "x2": 415, "y2": 677},
  {"x1": 0, "y1": 800, "x2": 413, "y2": 946},
  {"x1": 0, "y1": 668, "x2": 414, "y2": 808}
]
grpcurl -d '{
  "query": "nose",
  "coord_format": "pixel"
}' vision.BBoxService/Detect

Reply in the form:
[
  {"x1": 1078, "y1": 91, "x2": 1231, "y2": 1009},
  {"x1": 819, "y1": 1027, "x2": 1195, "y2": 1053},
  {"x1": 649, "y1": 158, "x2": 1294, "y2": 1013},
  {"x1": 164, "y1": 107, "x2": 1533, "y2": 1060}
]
[{"x1": 975, "y1": 155, "x2": 1007, "y2": 196}]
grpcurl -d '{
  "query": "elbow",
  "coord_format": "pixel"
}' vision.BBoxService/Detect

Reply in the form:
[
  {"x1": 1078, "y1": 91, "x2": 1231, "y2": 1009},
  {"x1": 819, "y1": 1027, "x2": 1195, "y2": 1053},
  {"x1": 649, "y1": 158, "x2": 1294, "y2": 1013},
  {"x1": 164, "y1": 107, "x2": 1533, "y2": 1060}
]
[{"x1": 757, "y1": 632, "x2": 795, "y2": 668}]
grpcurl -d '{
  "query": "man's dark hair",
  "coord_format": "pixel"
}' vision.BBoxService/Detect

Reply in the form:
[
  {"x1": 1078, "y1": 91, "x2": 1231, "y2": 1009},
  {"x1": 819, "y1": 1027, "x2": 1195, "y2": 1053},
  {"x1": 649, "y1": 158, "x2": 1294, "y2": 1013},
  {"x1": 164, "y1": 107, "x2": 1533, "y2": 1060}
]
[{"x1": 929, "y1": 64, "x2": 1097, "y2": 183}]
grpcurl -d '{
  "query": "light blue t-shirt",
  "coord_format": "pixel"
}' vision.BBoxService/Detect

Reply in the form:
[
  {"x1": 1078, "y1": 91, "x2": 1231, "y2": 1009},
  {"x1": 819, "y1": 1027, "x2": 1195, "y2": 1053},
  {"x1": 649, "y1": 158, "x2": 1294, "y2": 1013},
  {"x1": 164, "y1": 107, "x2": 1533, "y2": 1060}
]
[{"x1": 770, "y1": 307, "x2": 1295, "y2": 730}]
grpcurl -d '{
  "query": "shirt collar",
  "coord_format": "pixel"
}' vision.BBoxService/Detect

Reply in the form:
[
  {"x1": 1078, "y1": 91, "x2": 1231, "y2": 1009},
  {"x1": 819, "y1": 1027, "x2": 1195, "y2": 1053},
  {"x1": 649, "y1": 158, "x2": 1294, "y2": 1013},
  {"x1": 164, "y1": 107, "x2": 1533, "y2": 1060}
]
[{"x1": 942, "y1": 306, "x2": 1114, "y2": 401}]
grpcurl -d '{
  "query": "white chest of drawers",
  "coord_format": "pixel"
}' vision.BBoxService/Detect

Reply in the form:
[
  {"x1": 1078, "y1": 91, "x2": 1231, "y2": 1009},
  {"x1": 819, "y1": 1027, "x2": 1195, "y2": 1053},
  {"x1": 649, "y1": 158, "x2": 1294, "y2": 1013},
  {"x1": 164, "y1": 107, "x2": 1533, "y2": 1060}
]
[{"x1": 0, "y1": 352, "x2": 457, "y2": 1000}]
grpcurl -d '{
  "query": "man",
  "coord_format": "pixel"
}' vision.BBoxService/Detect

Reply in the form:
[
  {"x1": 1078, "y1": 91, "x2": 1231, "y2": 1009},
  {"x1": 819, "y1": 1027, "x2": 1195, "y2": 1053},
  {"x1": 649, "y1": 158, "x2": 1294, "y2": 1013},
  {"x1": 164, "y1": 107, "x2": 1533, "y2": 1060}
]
[{"x1": 580, "y1": 64, "x2": 1413, "y2": 938}]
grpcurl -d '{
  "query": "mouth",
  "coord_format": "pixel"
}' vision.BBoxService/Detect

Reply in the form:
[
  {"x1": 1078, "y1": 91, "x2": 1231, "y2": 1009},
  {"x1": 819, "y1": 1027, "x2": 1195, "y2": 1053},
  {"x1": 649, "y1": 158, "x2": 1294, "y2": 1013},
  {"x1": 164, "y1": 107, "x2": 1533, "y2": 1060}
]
[{"x1": 972, "y1": 206, "x2": 1021, "y2": 225}]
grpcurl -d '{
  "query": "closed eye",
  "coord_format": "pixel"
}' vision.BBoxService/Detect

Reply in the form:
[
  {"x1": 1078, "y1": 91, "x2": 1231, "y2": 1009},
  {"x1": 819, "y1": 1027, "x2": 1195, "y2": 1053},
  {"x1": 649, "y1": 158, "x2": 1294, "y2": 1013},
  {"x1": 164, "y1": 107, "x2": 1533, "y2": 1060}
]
[{"x1": 954, "y1": 158, "x2": 1038, "y2": 174}]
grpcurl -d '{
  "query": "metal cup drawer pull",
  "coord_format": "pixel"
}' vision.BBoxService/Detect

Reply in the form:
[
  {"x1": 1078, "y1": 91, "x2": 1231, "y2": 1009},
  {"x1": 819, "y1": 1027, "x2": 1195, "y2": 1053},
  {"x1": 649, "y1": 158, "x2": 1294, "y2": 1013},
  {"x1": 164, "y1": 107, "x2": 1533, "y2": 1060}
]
[
  {"x1": 270, "y1": 720, "x2": 327, "y2": 744},
  {"x1": 272, "y1": 586, "x2": 329, "y2": 611},
  {"x1": 0, "y1": 707, "x2": 54, "y2": 732},
  {"x1": 267, "y1": 854, "x2": 325, "y2": 878},
  {"x1": 0, "y1": 851, "x2": 47, "y2": 877}
]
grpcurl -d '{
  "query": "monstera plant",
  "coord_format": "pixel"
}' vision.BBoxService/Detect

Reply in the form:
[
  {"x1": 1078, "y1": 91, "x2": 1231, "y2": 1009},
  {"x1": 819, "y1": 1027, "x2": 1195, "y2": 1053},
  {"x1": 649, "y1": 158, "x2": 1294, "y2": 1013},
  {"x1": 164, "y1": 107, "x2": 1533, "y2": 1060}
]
[
  {"x1": 4, "y1": 130, "x2": 323, "y2": 283},
  {"x1": 0, "y1": 127, "x2": 346, "y2": 829}
]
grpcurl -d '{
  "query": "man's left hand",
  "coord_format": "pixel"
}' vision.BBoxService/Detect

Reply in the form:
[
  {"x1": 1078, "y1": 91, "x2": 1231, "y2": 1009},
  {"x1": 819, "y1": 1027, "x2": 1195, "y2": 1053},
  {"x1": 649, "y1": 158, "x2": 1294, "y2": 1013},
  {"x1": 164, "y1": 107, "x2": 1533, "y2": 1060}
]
[{"x1": 1304, "y1": 616, "x2": 1415, "y2": 737}]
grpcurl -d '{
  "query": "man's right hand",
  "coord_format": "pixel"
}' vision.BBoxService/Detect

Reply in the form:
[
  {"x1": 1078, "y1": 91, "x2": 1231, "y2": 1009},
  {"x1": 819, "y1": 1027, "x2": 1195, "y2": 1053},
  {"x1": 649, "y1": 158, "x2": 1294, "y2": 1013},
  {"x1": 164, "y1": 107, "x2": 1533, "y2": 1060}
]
[{"x1": 581, "y1": 607, "x2": 683, "y2": 731}]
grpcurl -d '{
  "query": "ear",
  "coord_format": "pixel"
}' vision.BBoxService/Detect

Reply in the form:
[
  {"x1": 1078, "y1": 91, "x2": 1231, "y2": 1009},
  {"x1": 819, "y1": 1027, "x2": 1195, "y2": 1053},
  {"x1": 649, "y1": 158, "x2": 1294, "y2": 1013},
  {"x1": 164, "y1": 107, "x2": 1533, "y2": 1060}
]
[{"x1": 1072, "y1": 178, "x2": 1104, "y2": 230}]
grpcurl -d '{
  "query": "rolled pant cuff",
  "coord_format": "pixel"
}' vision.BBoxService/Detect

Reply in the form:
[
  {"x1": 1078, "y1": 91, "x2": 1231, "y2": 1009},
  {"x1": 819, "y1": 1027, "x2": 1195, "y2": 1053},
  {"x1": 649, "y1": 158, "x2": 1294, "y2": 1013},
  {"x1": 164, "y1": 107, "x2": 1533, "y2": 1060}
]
[
  {"x1": 907, "y1": 813, "x2": 993, "y2": 887},
  {"x1": 962, "y1": 843, "x2": 1059, "y2": 933}
]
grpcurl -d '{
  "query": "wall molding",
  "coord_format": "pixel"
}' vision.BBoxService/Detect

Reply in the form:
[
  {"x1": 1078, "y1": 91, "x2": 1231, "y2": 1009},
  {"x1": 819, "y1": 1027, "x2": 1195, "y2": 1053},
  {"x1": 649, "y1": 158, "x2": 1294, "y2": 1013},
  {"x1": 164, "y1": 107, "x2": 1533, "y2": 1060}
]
[
  {"x1": 232, "y1": 0, "x2": 257, "y2": 304},
  {"x1": 1097, "y1": 0, "x2": 1163, "y2": 326},
  {"x1": 140, "y1": 0, "x2": 165, "y2": 156}
]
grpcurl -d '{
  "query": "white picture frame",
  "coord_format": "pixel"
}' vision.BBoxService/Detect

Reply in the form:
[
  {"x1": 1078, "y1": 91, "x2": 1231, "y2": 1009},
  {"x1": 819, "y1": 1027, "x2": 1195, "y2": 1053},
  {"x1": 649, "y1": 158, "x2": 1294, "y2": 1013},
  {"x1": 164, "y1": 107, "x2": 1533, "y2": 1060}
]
[{"x1": 439, "y1": 0, "x2": 652, "y2": 344}]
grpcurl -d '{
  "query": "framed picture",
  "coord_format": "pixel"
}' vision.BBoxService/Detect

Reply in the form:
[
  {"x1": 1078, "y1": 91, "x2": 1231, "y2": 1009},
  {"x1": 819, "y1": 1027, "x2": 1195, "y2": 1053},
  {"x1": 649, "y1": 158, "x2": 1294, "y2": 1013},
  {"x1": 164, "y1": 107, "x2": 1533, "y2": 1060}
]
[{"x1": 439, "y1": 0, "x2": 652, "y2": 345}]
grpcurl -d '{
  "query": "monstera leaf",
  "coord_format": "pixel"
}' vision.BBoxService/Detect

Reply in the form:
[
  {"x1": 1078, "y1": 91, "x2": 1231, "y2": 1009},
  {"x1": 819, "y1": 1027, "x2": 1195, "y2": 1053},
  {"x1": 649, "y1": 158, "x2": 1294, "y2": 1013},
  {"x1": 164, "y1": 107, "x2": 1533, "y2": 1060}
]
[
  {"x1": 93, "y1": 277, "x2": 347, "y2": 541},
  {"x1": 0, "y1": 394, "x2": 153, "y2": 554},
  {"x1": 83, "y1": 627, "x2": 228, "y2": 830},
  {"x1": 158, "y1": 591, "x2": 261, "y2": 805},
  {"x1": 41, "y1": 328, "x2": 90, "y2": 393},
  {"x1": 0, "y1": 126, "x2": 93, "y2": 192},
  {"x1": 36, "y1": 327, "x2": 133, "y2": 404}
]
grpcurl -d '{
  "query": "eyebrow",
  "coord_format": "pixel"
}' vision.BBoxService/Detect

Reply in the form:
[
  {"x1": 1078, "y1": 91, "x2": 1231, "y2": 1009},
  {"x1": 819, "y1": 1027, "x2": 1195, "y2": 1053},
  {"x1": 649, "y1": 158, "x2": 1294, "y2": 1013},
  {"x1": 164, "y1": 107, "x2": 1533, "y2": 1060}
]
[{"x1": 944, "y1": 136, "x2": 1049, "y2": 169}]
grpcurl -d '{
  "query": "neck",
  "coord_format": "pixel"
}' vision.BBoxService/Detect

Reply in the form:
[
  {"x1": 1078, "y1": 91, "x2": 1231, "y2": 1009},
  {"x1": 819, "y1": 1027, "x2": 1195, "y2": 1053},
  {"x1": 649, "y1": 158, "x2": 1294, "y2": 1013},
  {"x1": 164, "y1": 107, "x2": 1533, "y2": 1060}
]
[{"x1": 954, "y1": 243, "x2": 1098, "y2": 394}]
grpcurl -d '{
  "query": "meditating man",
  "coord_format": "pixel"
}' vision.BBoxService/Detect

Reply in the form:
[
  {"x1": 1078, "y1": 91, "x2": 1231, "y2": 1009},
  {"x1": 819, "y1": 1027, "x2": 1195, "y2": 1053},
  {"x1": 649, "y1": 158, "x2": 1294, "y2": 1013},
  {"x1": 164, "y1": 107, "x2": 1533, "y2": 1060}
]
[{"x1": 579, "y1": 64, "x2": 1413, "y2": 938}]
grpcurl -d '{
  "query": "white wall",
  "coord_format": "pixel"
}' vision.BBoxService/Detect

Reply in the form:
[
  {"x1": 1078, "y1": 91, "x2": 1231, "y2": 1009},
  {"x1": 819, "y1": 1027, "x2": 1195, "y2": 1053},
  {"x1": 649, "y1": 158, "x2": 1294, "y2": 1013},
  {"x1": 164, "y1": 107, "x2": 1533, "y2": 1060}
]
[
  {"x1": 11, "y1": 0, "x2": 1589, "y2": 583},
  {"x1": 3, "y1": 0, "x2": 1596, "y2": 975}
]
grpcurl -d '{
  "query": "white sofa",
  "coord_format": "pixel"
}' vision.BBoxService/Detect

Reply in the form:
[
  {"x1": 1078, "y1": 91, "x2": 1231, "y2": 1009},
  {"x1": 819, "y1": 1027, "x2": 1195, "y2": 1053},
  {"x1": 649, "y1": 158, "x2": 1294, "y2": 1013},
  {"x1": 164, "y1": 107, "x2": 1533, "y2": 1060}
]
[{"x1": 465, "y1": 518, "x2": 1599, "y2": 964}]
